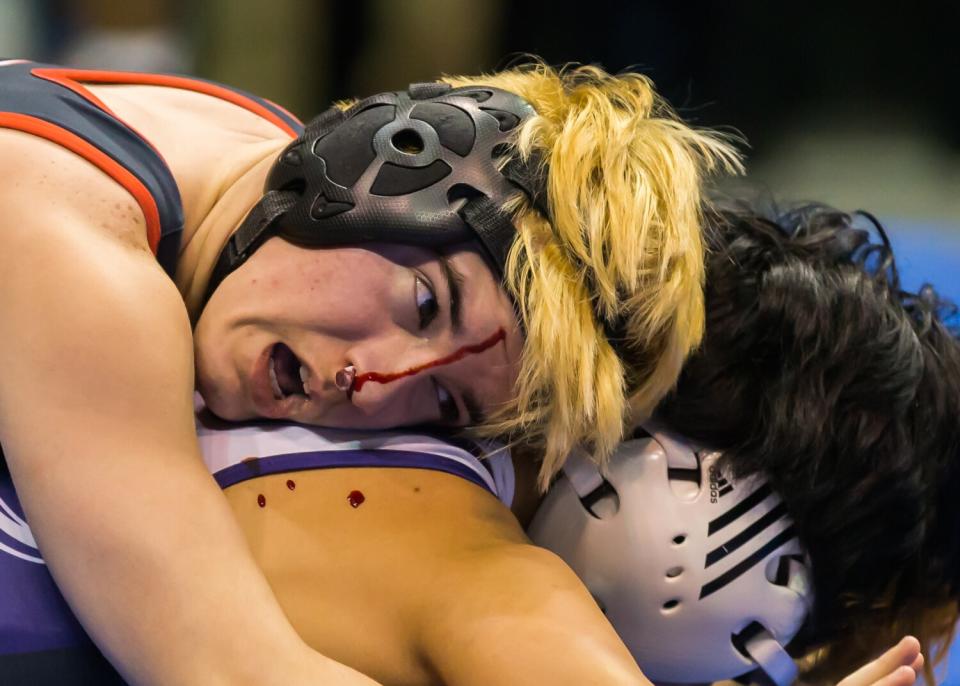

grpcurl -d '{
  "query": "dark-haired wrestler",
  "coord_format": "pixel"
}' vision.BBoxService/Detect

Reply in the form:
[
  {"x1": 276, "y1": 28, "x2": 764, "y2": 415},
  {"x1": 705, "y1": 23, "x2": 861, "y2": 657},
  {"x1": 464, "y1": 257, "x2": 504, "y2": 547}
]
[
  {"x1": 0, "y1": 58, "x2": 738, "y2": 684},
  {"x1": 654, "y1": 204, "x2": 960, "y2": 684},
  {"x1": 532, "y1": 203, "x2": 957, "y2": 684}
]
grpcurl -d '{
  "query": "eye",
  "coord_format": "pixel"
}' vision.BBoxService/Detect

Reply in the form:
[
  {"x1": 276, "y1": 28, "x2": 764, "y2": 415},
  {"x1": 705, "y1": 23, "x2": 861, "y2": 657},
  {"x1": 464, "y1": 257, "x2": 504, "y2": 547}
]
[
  {"x1": 434, "y1": 379, "x2": 460, "y2": 423},
  {"x1": 414, "y1": 274, "x2": 439, "y2": 329}
]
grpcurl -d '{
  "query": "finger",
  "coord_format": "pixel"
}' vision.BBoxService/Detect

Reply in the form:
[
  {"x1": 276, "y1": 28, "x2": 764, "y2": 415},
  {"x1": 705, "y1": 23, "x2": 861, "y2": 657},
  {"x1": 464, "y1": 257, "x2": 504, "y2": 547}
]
[
  {"x1": 870, "y1": 665, "x2": 917, "y2": 686},
  {"x1": 910, "y1": 653, "x2": 924, "y2": 673},
  {"x1": 839, "y1": 637, "x2": 921, "y2": 686}
]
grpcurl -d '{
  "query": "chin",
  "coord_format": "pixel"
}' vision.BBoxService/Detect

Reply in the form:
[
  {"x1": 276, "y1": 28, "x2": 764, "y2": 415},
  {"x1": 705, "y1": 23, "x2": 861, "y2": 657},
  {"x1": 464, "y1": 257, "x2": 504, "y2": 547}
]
[{"x1": 196, "y1": 375, "x2": 249, "y2": 421}]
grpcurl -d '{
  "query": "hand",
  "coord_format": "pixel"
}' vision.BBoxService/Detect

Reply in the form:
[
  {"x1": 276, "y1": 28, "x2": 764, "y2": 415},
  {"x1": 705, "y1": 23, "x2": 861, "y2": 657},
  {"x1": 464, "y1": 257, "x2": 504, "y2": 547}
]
[{"x1": 837, "y1": 636, "x2": 924, "y2": 686}]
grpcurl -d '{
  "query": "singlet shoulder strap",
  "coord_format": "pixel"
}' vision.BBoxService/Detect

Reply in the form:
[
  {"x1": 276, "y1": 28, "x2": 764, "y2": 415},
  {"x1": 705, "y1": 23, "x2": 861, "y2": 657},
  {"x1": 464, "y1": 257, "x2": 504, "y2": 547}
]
[
  {"x1": 0, "y1": 60, "x2": 304, "y2": 276},
  {"x1": 0, "y1": 60, "x2": 184, "y2": 273}
]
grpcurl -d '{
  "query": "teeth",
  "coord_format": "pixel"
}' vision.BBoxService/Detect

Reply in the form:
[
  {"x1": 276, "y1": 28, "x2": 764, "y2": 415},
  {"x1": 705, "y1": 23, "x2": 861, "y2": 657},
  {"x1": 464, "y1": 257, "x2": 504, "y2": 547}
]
[
  {"x1": 268, "y1": 355, "x2": 284, "y2": 399},
  {"x1": 299, "y1": 364, "x2": 310, "y2": 397}
]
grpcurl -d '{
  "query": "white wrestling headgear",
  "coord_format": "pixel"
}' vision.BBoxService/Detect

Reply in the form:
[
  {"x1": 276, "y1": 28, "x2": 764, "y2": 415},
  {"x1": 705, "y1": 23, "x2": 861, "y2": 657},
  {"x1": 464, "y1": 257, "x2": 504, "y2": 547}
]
[{"x1": 527, "y1": 428, "x2": 812, "y2": 685}]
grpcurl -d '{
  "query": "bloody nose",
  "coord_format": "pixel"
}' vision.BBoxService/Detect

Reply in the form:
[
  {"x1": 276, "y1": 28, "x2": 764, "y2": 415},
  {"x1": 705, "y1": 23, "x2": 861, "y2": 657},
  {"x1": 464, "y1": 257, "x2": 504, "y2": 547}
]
[{"x1": 335, "y1": 365, "x2": 356, "y2": 392}]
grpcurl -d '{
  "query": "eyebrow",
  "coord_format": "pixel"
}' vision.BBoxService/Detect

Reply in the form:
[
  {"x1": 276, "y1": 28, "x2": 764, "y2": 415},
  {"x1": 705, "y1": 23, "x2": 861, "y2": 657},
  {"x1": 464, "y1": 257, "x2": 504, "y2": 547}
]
[{"x1": 437, "y1": 253, "x2": 465, "y2": 335}]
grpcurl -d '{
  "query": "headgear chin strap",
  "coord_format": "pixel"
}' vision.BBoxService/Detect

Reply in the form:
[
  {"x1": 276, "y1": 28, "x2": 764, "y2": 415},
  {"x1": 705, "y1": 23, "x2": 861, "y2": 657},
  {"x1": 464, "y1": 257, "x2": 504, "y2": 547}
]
[
  {"x1": 204, "y1": 82, "x2": 547, "y2": 305},
  {"x1": 528, "y1": 428, "x2": 813, "y2": 685}
]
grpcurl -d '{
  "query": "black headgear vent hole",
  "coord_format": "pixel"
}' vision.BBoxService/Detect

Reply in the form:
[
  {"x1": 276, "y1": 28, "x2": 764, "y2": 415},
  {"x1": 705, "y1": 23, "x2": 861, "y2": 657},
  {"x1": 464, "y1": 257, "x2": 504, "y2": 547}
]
[{"x1": 391, "y1": 129, "x2": 425, "y2": 155}]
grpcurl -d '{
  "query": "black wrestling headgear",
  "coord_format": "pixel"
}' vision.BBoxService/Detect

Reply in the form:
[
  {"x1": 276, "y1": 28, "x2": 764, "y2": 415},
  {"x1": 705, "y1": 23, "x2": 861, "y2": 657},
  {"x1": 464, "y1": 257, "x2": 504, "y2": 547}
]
[{"x1": 204, "y1": 82, "x2": 548, "y2": 304}]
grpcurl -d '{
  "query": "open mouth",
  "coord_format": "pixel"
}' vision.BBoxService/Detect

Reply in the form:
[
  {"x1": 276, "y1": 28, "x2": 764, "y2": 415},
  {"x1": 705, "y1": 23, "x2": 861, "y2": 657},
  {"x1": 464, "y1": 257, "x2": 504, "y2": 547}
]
[{"x1": 268, "y1": 342, "x2": 310, "y2": 399}]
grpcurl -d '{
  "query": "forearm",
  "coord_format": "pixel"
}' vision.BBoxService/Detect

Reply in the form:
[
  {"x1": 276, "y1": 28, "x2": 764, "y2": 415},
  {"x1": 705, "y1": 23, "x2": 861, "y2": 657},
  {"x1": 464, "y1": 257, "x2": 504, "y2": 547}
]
[
  {"x1": 425, "y1": 543, "x2": 651, "y2": 686},
  {"x1": 439, "y1": 618, "x2": 649, "y2": 686}
]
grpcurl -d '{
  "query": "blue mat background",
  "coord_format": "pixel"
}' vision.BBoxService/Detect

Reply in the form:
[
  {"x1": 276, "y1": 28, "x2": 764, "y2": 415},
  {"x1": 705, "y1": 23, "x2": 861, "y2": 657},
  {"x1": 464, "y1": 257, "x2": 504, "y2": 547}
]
[
  {"x1": 876, "y1": 219, "x2": 959, "y2": 684},
  {"x1": 887, "y1": 221, "x2": 960, "y2": 307}
]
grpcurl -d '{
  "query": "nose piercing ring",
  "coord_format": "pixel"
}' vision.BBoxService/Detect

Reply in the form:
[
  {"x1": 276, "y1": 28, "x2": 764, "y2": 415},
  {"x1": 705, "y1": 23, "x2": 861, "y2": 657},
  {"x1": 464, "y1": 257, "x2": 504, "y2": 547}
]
[{"x1": 335, "y1": 365, "x2": 356, "y2": 392}]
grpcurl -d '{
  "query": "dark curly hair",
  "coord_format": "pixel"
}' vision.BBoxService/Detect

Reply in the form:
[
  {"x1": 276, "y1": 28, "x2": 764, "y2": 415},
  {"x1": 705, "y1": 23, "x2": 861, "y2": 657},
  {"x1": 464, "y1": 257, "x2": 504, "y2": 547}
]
[{"x1": 656, "y1": 202, "x2": 960, "y2": 682}]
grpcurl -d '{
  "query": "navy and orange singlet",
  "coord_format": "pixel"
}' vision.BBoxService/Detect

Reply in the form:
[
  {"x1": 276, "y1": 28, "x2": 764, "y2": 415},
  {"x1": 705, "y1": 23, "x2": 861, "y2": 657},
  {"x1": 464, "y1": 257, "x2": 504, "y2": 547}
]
[{"x1": 0, "y1": 58, "x2": 302, "y2": 274}]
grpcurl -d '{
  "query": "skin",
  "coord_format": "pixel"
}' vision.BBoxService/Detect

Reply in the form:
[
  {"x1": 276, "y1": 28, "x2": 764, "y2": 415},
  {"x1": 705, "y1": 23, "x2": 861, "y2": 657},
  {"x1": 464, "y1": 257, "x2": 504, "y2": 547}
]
[
  {"x1": 223, "y1": 467, "x2": 645, "y2": 686},
  {"x1": 0, "y1": 88, "x2": 380, "y2": 684},
  {"x1": 838, "y1": 637, "x2": 924, "y2": 686},
  {"x1": 195, "y1": 239, "x2": 523, "y2": 429},
  {"x1": 0, "y1": 82, "x2": 411, "y2": 685}
]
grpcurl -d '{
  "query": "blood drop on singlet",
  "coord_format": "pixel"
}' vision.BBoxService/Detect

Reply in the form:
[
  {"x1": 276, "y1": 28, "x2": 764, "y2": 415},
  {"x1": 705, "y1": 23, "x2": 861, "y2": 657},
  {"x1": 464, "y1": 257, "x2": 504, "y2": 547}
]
[
  {"x1": 286, "y1": 479, "x2": 296, "y2": 491},
  {"x1": 257, "y1": 494, "x2": 266, "y2": 508},
  {"x1": 347, "y1": 490, "x2": 365, "y2": 508}
]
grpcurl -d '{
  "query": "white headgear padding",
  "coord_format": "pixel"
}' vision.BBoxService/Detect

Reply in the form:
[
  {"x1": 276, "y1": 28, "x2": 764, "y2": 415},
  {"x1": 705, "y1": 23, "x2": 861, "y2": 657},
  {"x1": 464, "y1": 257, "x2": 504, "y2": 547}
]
[{"x1": 527, "y1": 428, "x2": 813, "y2": 685}]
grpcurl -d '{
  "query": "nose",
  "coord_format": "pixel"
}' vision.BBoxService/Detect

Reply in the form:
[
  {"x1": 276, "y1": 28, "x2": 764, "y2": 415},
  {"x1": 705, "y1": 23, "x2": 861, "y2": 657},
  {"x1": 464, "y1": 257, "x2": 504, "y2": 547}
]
[
  {"x1": 346, "y1": 332, "x2": 441, "y2": 425},
  {"x1": 334, "y1": 365, "x2": 355, "y2": 392}
]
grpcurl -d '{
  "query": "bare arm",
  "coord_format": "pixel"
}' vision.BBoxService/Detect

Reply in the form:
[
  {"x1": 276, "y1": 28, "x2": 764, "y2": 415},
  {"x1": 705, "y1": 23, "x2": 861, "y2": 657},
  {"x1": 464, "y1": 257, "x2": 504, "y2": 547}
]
[
  {"x1": 422, "y1": 518, "x2": 651, "y2": 685},
  {"x1": 0, "y1": 131, "x2": 377, "y2": 686}
]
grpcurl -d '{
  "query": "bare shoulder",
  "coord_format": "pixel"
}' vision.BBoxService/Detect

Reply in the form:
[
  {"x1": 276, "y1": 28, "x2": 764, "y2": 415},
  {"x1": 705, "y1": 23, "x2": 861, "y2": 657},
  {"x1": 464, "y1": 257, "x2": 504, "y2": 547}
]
[
  {"x1": 0, "y1": 126, "x2": 196, "y2": 477},
  {"x1": 0, "y1": 127, "x2": 153, "y2": 261},
  {"x1": 86, "y1": 83, "x2": 294, "y2": 142}
]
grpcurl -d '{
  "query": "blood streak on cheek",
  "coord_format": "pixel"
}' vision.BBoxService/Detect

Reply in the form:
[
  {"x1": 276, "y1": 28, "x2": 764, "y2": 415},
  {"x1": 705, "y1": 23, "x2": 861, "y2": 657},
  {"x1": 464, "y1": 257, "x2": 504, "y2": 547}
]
[
  {"x1": 351, "y1": 328, "x2": 506, "y2": 392},
  {"x1": 347, "y1": 490, "x2": 365, "y2": 508}
]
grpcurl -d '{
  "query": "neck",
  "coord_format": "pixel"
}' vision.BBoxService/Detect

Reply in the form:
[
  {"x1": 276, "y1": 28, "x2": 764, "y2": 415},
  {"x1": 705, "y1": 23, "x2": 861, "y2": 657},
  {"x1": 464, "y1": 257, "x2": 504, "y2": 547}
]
[
  {"x1": 511, "y1": 449, "x2": 548, "y2": 527},
  {"x1": 174, "y1": 138, "x2": 288, "y2": 321}
]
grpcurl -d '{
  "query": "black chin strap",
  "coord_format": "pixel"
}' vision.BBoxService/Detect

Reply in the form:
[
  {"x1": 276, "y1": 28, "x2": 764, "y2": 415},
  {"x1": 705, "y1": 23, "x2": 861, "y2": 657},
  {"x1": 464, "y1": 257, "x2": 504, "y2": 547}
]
[
  {"x1": 501, "y1": 149, "x2": 549, "y2": 219},
  {"x1": 204, "y1": 190, "x2": 297, "y2": 302},
  {"x1": 204, "y1": 106, "x2": 351, "y2": 304}
]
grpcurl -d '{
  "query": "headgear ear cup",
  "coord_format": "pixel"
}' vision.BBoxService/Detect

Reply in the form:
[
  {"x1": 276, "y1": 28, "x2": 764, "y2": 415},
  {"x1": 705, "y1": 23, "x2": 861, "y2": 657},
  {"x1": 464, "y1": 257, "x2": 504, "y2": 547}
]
[{"x1": 528, "y1": 432, "x2": 812, "y2": 685}]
